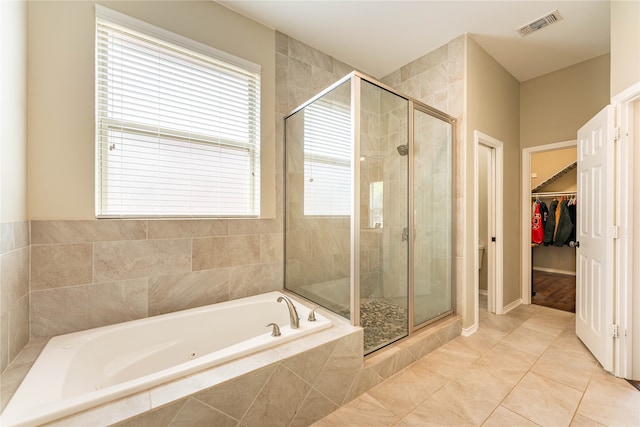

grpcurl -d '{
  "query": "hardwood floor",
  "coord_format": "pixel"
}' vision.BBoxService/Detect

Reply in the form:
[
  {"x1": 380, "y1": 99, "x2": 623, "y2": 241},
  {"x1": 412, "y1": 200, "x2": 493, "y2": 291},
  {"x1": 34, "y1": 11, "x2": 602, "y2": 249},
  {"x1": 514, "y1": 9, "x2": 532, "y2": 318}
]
[{"x1": 531, "y1": 270, "x2": 576, "y2": 313}]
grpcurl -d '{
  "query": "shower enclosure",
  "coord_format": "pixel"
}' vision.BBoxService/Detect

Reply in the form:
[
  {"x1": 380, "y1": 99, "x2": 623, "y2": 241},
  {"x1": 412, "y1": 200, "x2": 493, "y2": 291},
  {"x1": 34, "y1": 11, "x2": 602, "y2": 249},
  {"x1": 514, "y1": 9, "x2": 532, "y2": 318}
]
[{"x1": 284, "y1": 72, "x2": 455, "y2": 355}]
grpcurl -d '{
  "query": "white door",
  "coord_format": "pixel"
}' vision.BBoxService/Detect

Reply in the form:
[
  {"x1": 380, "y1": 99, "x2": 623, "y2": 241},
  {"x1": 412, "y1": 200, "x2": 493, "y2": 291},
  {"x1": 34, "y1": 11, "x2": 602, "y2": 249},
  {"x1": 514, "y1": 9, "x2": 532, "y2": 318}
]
[{"x1": 575, "y1": 105, "x2": 615, "y2": 372}]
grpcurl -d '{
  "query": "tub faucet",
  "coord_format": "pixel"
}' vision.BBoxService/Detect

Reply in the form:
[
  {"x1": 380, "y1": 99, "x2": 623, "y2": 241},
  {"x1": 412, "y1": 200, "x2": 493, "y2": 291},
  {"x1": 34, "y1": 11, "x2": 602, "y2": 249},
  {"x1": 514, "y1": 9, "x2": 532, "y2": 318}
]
[{"x1": 277, "y1": 296, "x2": 300, "y2": 329}]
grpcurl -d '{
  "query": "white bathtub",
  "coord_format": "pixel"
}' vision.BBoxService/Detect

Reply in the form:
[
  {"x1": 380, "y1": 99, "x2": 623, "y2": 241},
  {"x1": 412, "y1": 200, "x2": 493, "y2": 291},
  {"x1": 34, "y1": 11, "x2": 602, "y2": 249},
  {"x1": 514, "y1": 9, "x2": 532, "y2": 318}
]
[{"x1": 2, "y1": 291, "x2": 331, "y2": 427}]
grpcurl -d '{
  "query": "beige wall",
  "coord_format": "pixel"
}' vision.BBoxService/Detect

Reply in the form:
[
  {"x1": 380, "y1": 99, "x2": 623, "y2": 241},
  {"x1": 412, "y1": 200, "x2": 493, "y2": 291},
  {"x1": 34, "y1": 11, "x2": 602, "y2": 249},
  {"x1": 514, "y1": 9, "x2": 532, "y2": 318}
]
[
  {"x1": 530, "y1": 147, "x2": 577, "y2": 191},
  {"x1": 522, "y1": 56, "x2": 609, "y2": 279},
  {"x1": 521, "y1": 54, "x2": 610, "y2": 149},
  {"x1": 27, "y1": 0, "x2": 276, "y2": 219},
  {"x1": 1, "y1": 1, "x2": 28, "y2": 221},
  {"x1": 611, "y1": 0, "x2": 640, "y2": 97},
  {"x1": 466, "y1": 37, "x2": 521, "y2": 311}
]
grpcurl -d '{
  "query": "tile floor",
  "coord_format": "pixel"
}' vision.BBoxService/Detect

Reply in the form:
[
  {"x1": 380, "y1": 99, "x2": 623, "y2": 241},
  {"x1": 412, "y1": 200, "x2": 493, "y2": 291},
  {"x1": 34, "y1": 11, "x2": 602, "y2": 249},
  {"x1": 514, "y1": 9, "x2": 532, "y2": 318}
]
[{"x1": 313, "y1": 299, "x2": 640, "y2": 427}]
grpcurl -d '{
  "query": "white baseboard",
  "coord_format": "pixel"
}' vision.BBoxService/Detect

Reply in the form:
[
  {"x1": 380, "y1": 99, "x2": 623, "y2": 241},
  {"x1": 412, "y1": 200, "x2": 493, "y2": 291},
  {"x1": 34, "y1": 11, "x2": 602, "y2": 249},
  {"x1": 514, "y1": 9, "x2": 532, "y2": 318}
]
[
  {"x1": 532, "y1": 267, "x2": 576, "y2": 276},
  {"x1": 462, "y1": 323, "x2": 478, "y2": 336},
  {"x1": 478, "y1": 289, "x2": 488, "y2": 296},
  {"x1": 502, "y1": 298, "x2": 522, "y2": 314}
]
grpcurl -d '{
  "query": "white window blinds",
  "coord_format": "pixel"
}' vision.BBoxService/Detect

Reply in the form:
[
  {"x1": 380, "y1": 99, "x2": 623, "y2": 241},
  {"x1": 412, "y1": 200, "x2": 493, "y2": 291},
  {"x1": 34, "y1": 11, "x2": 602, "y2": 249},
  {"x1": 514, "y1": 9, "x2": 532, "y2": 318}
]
[
  {"x1": 95, "y1": 7, "x2": 260, "y2": 218},
  {"x1": 303, "y1": 100, "x2": 351, "y2": 216}
]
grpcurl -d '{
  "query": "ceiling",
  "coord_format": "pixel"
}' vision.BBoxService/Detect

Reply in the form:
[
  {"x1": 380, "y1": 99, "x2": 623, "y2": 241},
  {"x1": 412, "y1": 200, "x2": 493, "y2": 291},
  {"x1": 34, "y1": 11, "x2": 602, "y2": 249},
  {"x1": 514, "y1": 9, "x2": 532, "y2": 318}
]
[{"x1": 218, "y1": 0, "x2": 611, "y2": 82}]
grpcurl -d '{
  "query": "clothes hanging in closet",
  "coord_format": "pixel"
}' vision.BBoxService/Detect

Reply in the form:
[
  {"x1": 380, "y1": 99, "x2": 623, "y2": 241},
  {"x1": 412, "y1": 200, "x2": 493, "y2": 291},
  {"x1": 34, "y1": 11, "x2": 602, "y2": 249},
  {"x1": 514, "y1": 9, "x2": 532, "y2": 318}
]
[
  {"x1": 542, "y1": 197, "x2": 576, "y2": 247},
  {"x1": 531, "y1": 199, "x2": 548, "y2": 245}
]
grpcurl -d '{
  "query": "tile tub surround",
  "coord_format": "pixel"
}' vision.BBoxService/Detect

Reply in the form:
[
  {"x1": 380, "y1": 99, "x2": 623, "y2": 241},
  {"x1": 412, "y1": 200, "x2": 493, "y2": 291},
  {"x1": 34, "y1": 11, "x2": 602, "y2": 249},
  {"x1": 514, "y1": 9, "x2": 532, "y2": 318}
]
[
  {"x1": 0, "y1": 310, "x2": 461, "y2": 426},
  {"x1": 0, "y1": 221, "x2": 30, "y2": 411},
  {"x1": 29, "y1": 219, "x2": 284, "y2": 340}
]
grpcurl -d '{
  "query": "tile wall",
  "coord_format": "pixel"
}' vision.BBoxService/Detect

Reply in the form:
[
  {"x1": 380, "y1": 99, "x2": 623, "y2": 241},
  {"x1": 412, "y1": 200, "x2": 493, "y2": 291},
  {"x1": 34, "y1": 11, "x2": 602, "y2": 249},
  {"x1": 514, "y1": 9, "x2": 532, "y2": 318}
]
[
  {"x1": 0, "y1": 221, "x2": 30, "y2": 411},
  {"x1": 381, "y1": 35, "x2": 466, "y2": 311},
  {"x1": 29, "y1": 219, "x2": 283, "y2": 339},
  {"x1": 278, "y1": 32, "x2": 360, "y2": 311},
  {"x1": 0, "y1": 222, "x2": 30, "y2": 372}
]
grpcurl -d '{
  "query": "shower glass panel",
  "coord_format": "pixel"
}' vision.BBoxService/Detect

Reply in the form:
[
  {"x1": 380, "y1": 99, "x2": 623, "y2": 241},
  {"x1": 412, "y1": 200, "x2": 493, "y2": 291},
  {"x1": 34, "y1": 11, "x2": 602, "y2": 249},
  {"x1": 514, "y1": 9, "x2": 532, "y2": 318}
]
[
  {"x1": 284, "y1": 80, "x2": 352, "y2": 318},
  {"x1": 413, "y1": 107, "x2": 454, "y2": 326},
  {"x1": 284, "y1": 72, "x2": 455, "y2": 356},
  {"x1": 359, "y1": 80, "x2": 409, "y2": 353}
]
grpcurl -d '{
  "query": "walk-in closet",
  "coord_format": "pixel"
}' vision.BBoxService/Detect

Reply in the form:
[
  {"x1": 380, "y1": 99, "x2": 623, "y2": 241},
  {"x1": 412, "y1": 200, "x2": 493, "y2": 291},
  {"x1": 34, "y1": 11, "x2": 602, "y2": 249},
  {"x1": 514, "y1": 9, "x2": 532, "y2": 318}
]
[{"x1": 530, "y1": 147, "x2": 577, "y2": 313}]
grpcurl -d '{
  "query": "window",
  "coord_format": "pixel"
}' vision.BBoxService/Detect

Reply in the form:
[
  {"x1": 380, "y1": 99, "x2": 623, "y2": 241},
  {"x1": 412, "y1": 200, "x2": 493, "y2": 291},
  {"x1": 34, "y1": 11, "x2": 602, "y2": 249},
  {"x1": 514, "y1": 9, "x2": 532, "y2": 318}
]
[
  {"x1": 303, "y1": 99, "x2": 351, "y2": 216},
  {"x1": 95, "y1": 7, "x2": 260, "y2": 217},
  {"x1": 369, "y1": 181, "x2": 383, "y2": 227}
]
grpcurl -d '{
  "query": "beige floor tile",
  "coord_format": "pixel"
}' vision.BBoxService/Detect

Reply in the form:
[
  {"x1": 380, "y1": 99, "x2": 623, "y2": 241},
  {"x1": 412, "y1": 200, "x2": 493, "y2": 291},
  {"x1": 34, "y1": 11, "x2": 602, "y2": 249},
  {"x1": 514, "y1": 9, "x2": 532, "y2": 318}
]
[
  {"x1": 570, "y1": 413, "x2": 606, "y2": 427},
  {"x1": 478, "y1": 312, "x2": 523, "y2": 340},
  {"x1": 505, "y1": 302, "x2": 542, "y2": 321},
  {"x1": 531, "y1": 346, "x2": 598, "y2": 391},
  {"x1": 549, "y1": 331, "x2": 597, "y2": 364},
  {"x1": 418, "y1": 368, "x2": 512, "y2": 426},
  {"x1": 395, "y1": 395, "x2": 476, "y2": 427},
  {"x1": 311, "y1": 393, "x2": 398, "y2": 427},
  {"x1": 521, "y1": 311, "x2": 573, "y2": 337},
  {"x1": 413, "y1": 340, "x2": 480, "y2": 380},
  {"x1": 502, "y1": 372, "x2": 583, "y2": 427},
  {"x1": 315, "y1": 307, "x2": 639, "y2": 427},
  {"x1": 367, "y1": 361, "x2": 448, "y2": 417},
  {"x1": 453, "y1": 328, "x2": 501, "y2": 355},
  {"x1": 469, "y1": 343, "x2": 537, "y2": 387},
  {"x1": 501, "y1": 325, "x2": 556, "y2": 357},
  {"x1": 576, "y1": 370, "x2": 640, "y2": 427},
  {"x1": 481, "y1": 405, "x2": 539, "y2": 427}
]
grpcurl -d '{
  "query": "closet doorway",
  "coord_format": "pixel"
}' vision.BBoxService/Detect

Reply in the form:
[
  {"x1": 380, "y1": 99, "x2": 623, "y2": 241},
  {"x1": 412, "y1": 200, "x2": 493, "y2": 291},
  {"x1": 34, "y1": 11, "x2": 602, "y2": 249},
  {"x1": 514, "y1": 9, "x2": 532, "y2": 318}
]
[
  {"x1": 474, "y1": 131, "x2": 503, "y2": 319},
  {"x1": 521, "y1": 140, "x2": 577, "y2": 311}
]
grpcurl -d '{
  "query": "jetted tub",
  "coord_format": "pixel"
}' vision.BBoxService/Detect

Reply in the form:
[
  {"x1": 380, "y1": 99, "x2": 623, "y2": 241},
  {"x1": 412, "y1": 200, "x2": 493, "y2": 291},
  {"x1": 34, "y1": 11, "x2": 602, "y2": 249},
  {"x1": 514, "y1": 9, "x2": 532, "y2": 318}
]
[{"x1": 2, "y1": 291, "x2": 331, "y2": 427}]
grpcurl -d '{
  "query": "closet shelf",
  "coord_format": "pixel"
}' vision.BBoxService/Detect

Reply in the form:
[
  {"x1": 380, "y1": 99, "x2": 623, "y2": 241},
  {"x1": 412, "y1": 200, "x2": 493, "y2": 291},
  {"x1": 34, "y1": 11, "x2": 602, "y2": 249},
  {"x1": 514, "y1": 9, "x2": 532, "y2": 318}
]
[{"x1": 532, "y1": 161, "x2": 577, "y2": 193}]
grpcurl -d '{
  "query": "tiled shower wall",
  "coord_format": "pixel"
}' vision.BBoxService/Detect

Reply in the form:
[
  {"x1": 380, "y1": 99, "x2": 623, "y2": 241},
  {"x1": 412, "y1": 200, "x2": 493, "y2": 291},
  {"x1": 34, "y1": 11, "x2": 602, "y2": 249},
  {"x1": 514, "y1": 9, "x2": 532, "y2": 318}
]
[
  {"x1": 382, "y1": 35, "x2": 466, "y2": 307},
  {"x1": 278, "y1": 31, "x2": 360, "y2": 310}
]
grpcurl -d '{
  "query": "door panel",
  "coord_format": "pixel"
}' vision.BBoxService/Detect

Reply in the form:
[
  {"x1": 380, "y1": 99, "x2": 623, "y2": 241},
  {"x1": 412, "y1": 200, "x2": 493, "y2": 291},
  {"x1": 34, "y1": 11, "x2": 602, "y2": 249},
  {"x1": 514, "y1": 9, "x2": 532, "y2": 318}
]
[{"x1": 576, "y1": 105, "x2": 614, "y2": 372}]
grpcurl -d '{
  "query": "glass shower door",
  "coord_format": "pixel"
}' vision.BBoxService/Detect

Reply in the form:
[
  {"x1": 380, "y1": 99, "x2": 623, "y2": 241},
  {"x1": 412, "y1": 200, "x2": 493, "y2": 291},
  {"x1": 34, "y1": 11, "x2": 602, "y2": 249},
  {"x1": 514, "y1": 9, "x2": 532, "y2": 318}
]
[
  {"x1": 359, "y1": 80, "x2": 409, "y2": 354},
  {"x1": 413, "y1": 107, "x2": 454, "y2": 325}
]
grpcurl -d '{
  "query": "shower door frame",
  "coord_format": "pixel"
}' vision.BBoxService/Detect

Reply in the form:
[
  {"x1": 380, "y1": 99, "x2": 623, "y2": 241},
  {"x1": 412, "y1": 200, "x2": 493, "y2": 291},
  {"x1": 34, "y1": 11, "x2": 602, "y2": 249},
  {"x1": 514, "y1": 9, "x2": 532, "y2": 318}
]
[
  {"x1": 283, "y1": 71, "x2": 457, "y2": 342},
  {"x1": 408, "y1": 101, "x2": 458, "y2": 332}
]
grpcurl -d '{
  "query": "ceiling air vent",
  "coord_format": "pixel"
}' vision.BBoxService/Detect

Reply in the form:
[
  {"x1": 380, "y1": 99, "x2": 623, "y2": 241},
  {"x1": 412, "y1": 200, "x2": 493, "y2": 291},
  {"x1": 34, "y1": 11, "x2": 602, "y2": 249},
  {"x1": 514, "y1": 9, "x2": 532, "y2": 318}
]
[{"x1": 517, "y1": 10, "x2": 563, "y2": 37}]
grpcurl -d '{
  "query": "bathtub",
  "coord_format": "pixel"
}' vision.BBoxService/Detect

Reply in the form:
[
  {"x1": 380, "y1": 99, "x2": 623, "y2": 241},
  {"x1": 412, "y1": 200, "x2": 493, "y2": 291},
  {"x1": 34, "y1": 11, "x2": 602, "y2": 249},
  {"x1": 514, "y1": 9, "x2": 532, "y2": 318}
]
[{"x1": 2, "y1": 291, "x2": 331, "y2": 427}]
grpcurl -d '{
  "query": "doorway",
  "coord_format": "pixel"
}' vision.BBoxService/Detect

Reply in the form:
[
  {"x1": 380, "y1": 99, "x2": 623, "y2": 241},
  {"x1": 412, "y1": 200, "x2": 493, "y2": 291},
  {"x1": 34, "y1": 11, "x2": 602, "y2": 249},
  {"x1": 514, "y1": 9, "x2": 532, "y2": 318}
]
[
  {"x1": 529, "y1": 146, "x2": 577, "y2": 313},
  {"x1": 474, "y1": 131, "x2": 503, "y2": 326},
  {"x1": 520, "y1": 140, "x2": 576, "y2": 305}
]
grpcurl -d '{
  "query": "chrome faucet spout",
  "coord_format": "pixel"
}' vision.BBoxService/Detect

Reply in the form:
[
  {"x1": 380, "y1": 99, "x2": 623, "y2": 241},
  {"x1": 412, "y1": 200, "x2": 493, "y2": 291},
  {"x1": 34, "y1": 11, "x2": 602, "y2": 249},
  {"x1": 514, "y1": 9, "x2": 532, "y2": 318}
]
[{"x1": 277, "y1": 296, "x2": 300, "y2": 329}]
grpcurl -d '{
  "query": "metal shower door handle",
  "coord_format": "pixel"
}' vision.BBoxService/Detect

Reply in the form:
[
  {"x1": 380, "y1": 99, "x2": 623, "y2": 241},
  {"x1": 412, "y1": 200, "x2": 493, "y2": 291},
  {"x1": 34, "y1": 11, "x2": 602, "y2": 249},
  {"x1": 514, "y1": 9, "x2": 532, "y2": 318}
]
[{"x1": 401, "y1": 227, "x2": 416, "y2": 242}]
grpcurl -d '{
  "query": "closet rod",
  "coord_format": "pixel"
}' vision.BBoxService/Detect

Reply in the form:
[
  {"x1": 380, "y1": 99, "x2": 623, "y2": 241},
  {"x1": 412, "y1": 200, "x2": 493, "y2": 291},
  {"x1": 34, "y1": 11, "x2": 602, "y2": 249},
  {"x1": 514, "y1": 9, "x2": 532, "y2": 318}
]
[{"x1": 531, "y1": 191, "x2": 577, "y2": 198}]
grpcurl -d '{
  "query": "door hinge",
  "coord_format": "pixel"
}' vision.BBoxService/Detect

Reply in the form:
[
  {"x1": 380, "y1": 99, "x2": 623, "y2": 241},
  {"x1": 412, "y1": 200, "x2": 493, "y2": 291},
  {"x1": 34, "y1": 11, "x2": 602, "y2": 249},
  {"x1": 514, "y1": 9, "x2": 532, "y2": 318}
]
[
  {"x1": 609, "y1": 226, "x2": 619, "y2": 239},
  {"x1": 613, "y1": 127, "x2": 621, "y2": 141},
  {"x1": 612, "y1": 324, "x2": 622, "y2": 339}
]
